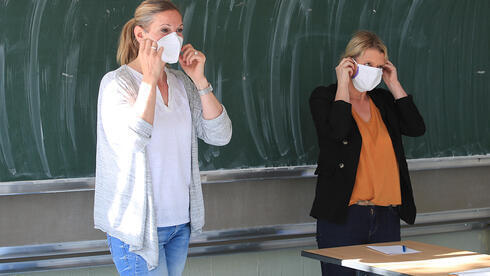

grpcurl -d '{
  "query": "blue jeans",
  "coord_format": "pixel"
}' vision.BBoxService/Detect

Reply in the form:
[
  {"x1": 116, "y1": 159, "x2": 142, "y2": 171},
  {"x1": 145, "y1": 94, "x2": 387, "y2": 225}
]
[
  {"x1": 107, "y1": 223, "x2": 190, "y2": 276},
  {"x1": 316, "y1": 205, "x2": 401, "y2": 276}
]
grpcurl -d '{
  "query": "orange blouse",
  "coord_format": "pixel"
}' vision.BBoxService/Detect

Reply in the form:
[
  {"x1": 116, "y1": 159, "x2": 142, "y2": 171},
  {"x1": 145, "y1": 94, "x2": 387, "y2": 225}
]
[{"x1": 349, "y1": 98, "x2": 401, "y2": 206}]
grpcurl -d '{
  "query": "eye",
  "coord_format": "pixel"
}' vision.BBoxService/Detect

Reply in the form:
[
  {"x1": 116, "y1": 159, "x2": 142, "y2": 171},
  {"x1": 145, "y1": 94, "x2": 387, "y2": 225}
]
[
  {"x1": 177, "y1": 28, "x2": 184, "y2": 33},
  {"x1": 161, "y1": 28, "x2": 170, "y2": 33}
]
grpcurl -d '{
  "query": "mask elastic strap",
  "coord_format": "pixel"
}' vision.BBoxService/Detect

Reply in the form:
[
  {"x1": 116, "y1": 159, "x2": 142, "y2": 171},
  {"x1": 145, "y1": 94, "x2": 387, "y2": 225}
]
[{"x1": 351, "y1": 58, "x2": 359, "y2": 78}]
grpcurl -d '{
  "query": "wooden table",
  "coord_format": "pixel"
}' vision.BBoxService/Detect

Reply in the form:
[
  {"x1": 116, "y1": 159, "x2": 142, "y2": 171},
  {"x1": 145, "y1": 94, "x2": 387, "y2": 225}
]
[{"x1": 301, "y1": 240, "x2": 490, "y2": 275}]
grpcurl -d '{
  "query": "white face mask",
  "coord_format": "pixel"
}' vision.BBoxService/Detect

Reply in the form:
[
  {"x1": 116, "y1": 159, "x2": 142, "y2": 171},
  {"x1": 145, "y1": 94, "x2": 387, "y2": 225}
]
[
  {"x1": 351, "y1": 59, "x2": 383, "y2": 92},
  {"x1": 156, "y1": 32, "x2": 183, "y2": 64}
]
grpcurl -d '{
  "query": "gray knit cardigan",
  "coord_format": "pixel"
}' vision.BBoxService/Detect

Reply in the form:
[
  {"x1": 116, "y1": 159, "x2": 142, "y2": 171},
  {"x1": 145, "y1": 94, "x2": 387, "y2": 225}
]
[{"x1": 94, "y1": 65, "x2": 232, "y2": 270}]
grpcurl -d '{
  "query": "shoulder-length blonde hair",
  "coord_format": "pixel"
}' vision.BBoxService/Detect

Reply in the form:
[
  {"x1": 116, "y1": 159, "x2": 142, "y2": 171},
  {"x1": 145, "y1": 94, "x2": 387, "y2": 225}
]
[
  {"x1": 341, "y1": 30, "x2": 388, "y2": 61},
  {"x1": 117, "y1": 0, "x2": 180, "y2": 65}
]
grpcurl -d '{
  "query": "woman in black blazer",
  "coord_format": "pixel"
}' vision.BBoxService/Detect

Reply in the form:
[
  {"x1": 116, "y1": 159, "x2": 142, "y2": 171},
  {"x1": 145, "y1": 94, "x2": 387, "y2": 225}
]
[{"x1": 309, "y1": 31, "x2": 425, "y2": 275}]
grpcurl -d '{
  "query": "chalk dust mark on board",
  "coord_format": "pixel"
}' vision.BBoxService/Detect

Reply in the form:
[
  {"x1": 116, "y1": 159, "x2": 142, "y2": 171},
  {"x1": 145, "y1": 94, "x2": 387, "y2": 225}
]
[
  {"x1": 196, "y1": 0, "x2": 221, "y2": 107},
  {"x1": 0, "y1": 44, "x2": 16, "y2": 175},
  {"x1": 325, "y1": 0, "x2": 336, "y2": 63},
  {"x1": 241, "y1": 0, "x2": 267, "y2": 160},
  {"x1": 202, "y1": 0, "x2": 210, "y2": 45},
  {"x1": 299, "y1": 0, "x2": 312, "y2": 34},
  {"x1": 398, "y1": 0, "x2": 421, "y2": 62},
  {"x1": 332, "y1": 0, "x2": 345, "y2": 62},
  {"x1": 238, "y1": 0, "x2": 246, "y2": 26},
  {"x1": 26, "y1": 0, "x2": 51, "y2": 177},
  {"x1": 358, "y1": 1, "x2": 370, "y2": 29},
  {"x1": 299, "y1": 0, "x2": 312, "y2": 12},
  {"x1": 289, "y1": 36, "x2": 305, "y2": 159},
  {"x1": 222, "y1": 0, "x2": 232, "y2": 36},
  {"x1": 269, "y1": 0, "x2": 298, "y2": 157},
  {"x1": 60, "y1": 0, "x2": 81, "y2": 158},
  {"x1": 182, "y1": 2, "x2": 196, "y2": 42},
  {"x1": 467, "y1": 1, "x2": 484, "y2": 154},
  {"x1": 205, "y1": 0, "x2": 222, "y2": 73}
]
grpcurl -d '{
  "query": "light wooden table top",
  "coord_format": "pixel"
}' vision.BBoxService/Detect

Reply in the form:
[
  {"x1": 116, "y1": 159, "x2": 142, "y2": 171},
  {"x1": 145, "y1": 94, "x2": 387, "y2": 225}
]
[{"x1": 302, "y1": 240, "x2": 490, "y2": 275}]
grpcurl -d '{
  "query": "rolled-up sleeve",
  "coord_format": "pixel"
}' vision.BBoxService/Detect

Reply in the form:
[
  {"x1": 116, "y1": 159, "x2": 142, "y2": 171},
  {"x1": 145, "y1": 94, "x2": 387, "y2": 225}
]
[{"x1": 197, "y1": 105, "x2": 232, "y2": 146}]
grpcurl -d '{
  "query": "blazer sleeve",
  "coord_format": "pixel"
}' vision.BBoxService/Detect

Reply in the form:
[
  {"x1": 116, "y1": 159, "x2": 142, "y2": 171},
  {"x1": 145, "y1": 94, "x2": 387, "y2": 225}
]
[
  {"x1": 394, "y1": 95, "x2": 426, "y2": 137},
  {"x1": 309, "y1": 85, "x2": 355, "y2": 142}
]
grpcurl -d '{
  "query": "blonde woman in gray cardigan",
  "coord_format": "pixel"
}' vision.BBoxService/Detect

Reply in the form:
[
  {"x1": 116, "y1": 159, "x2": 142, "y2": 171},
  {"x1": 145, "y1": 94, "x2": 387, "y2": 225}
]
[{"x1": 94, "y1": 1, "x2": 231, "y2": 275}]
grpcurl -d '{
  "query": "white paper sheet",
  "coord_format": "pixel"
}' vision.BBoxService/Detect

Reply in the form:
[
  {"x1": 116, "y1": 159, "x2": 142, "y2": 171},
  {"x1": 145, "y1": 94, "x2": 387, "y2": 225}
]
[
  {"x1": 453, "y1": 267, "x2": 490, "y2": 275},
  {"x1": 366, "y1": 245, "x2": 420, "y2": 255}
]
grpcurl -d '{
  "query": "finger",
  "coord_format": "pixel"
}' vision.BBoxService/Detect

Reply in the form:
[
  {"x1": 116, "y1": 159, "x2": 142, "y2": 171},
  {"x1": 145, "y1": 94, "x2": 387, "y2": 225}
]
[
  {"x1": 139, "y1": 39, "x2": 147, "y2": 55},
  {"x1": 348, "y1": 66, "x2": 356, "y2": 77},
  {"x1": 184, "y1": 49, "x2": 199, "y2": 65},
  {"x1": 144, "y1": 39, "x2": 152, "y2": 55},
  {"x1": 151, "y1": 41, "x2": 158, "y2": 55},
  {"x1": 343, "y1": 61, "x2": 355, "y2": 71},
  {"x1": 347, "y1": 62, "x2": 357, "y2": 77},
  {"x1": 138, "y1": 39, "x2": 145, "y2": 55},
  {"x1": 339, "y1": 58, "x2": 354, "y2": 66},
  {"x1": 180, "y1": 44, "x2": 194, "y2": 61},
  {"x1": 383, "y1": 61, "x2": 394, "y2": 67},
  {"x1": 385, "y1": 61, "x2": 396, "y2": 70},
  {"x1": 181, "y1": 48, "x2": 192, "y2": 64},
  {"x1": 181, "y1": 44, "x2": 193, "y2": 52},
  {"x1": 183, "y1": 47, "x2": 198, "y2": 63},
  {"x1": 382, "y1": 64, "x2": 394, "y2": 72},
  {"x1": 157, "y1": 47, "x2": 164, "y2": 58},
  {"x1": 179, "y1": 52, "x2": 192, "y2": 67},
  {"x1": 178, "y1": 56, "x2": 188, "y2": 69},
  {"x1": 188, "y1": 50, "x2": 203, "y2": 65},
  {"x1": 186, "y1": 54, "x2": 203, "y2": 66},
  {"x1": 343, "y1": 59, "x2": 357, "y2": 71},
  {"x1": 178, "y1": 55, "x2": 185, "y2": 67}
]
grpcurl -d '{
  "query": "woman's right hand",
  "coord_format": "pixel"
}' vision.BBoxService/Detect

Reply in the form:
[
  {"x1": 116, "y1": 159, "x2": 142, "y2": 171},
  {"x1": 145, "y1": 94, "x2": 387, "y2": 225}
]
[
  {"x1": 139, "y1": 39, "x2": 164, "y2": 85},
  {"x1": 335, "y1": 58, "x2": 356, "y2": 87}
]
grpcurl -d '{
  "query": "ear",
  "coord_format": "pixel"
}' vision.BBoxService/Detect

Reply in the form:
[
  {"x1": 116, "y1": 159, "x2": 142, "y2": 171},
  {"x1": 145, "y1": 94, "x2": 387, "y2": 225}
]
[{"x1": 133, "y1": 25, "x2": 145, "y2": 44}]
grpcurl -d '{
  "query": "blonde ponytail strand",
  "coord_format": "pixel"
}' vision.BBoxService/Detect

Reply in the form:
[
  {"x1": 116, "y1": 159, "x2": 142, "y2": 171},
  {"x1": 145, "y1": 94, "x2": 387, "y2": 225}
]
[{"x1": 117, "y1": 18, "x2": 139, "y2": 65}]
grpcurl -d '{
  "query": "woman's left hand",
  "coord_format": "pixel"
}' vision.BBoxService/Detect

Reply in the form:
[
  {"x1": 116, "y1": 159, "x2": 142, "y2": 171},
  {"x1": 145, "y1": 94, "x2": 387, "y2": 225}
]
[
  {"x1": 382, "y1": 60, "x2": 400, "y2": 89},
  {"x1": 383, "y1": 60, "x2": 407, "y2": 99},
  {"x1": 179, "y1": 44, "x2": 208, "y2": 89}
]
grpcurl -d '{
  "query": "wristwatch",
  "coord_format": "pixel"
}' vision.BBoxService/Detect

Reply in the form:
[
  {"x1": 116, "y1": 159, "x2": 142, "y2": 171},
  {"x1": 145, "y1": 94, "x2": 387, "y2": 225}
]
[{"x1": 197, "y1": 83, "x2": 213, "y2": 96}]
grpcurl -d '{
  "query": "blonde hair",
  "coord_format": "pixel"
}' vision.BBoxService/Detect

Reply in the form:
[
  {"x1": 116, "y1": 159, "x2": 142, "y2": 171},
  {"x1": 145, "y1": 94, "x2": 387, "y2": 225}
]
[
  {"x1": 117, "y1": 0, "x2": 180, "y2": 65},
  {"x1": 341, "y1": 30, "x2": 388, "y2": 61}
]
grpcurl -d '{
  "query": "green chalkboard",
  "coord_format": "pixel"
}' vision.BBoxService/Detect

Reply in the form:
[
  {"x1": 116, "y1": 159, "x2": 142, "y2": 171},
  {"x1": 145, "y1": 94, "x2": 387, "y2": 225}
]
[{"x1": 0, "y1": 0, "x2": 489, "y2": 182}]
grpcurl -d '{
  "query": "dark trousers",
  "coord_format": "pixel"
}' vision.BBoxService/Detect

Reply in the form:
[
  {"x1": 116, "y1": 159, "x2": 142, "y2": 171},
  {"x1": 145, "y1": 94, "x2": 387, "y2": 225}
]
[{"x1": 316, "y1": 205, "x2": 401, "y2": 276}]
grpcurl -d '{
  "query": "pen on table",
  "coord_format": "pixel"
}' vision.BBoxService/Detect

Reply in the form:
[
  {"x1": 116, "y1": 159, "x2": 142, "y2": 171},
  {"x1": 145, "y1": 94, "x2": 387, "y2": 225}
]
[{"x1": 402, "y1": 245, "x2": 406, "y2": 252}]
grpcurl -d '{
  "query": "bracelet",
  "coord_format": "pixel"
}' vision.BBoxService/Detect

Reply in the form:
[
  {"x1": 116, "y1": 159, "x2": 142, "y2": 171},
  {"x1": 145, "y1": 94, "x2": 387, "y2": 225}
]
[{"x1": 197, "y1": 83, "x2": 213, "y2": 96}]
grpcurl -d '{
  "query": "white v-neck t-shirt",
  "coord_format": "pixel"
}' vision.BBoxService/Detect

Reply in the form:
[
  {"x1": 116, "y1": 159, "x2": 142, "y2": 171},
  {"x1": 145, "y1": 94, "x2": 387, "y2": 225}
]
[{"x1": 127, "y1": 65, "x2": 192, "y2": 227}]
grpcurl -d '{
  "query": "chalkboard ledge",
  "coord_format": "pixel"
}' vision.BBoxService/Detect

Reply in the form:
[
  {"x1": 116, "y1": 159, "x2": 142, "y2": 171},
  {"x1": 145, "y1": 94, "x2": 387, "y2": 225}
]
[{"x1": 0, "y1": 154, "x2": 489, "y2": 196}]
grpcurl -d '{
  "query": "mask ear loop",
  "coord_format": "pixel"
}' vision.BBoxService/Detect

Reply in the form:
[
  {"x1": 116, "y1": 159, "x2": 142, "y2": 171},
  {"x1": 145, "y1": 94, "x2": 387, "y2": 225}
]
[{"x1": 351, "y1": 58, "x2": 359, "y2": 79}]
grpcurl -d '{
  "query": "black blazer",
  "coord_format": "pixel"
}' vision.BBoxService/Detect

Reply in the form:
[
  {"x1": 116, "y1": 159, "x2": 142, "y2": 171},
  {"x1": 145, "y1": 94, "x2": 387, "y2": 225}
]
[{"x1": 309, "y1": 84, "x2": 425, "y2": 225}]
